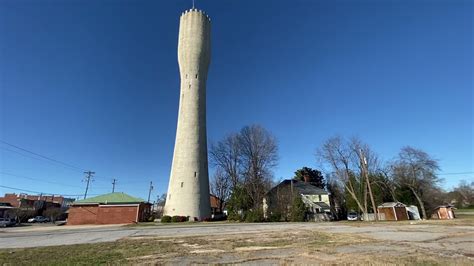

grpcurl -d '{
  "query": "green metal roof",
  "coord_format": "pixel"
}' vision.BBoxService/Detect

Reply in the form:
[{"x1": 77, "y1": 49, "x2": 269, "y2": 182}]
[{"x1": 73, "y1": 192, "x2": 145, "y2": 205}]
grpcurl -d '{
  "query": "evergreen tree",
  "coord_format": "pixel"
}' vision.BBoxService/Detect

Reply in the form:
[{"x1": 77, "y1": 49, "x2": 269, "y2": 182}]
[{"x1": 294, "y1": 167, "x2": 325, "y2": 189}]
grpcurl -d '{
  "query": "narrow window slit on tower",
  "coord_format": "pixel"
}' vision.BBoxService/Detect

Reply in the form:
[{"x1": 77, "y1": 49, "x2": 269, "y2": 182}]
[
  {"x1": 181, "y1": 182, "x2": 184, "y2": 188},
  {"x1": 195, "y1": 74, "x2": 198, "y2": 79},
  {"x1": 189, "y1": 84, "x2": 191, "y2": 89},
  {"x1": 194, "y1": 172, "x2": 197, "y2": 177}
]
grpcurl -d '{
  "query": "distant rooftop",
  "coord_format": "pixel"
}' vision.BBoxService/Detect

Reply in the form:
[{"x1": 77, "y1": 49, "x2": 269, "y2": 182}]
[
  {"x1": 269, "y1": 179, "x2": 328, "y2": 195},
  {"x1": 73, "y1": 192, "x2": 145, "y2": 205},
  {"x1": 378, "y1": 202, "x2": 406, "y2": 208}
]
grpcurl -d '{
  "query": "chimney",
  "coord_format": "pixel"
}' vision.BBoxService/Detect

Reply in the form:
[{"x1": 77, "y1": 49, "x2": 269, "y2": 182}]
[{"x1": 303, "y1": 174, "x2": 310, "y2": 183}]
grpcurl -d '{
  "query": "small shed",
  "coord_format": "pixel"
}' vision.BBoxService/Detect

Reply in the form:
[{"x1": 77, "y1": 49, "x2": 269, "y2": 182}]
[
  {"x1": 68, "y1": 192, "x2": 151, "y2": 225},
  {"x1": 377, "y1": 202, "x2": 409, "y2": 221},
  {"x1": 406, "y1": 205, "x2": 421, "y2": 220},
  {"x1": 432, "y1": 205, "x2": 455, "y2": 220}
]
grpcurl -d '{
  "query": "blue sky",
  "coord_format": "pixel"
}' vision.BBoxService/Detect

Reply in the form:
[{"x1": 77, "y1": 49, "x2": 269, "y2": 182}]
[{"x1": 0, "y1": 0, "x2": 472, "y2": 201}]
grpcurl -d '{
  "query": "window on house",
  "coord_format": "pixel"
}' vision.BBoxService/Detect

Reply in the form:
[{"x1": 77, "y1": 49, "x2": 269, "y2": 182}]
[{"x1": 318, "y1": 195, "x2": 322, "y2": 201}]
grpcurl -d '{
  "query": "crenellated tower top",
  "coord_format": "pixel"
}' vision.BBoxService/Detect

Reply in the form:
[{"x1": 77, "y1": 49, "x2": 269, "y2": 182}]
[{"x1": 181, "y1": 9, "x2": 211, "y2": 22}]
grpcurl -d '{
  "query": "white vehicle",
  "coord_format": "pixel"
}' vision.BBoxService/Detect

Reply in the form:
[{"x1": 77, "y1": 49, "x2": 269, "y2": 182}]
[
  {"x1": 347, "y1": 212, "x2": 359, "y2": 221},
  {"x1": 27, "y1": 216, "x2": 50, "y2": 223}
]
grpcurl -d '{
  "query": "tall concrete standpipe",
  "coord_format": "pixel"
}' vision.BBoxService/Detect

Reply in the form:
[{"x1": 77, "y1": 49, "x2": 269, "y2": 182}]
[{"x1": 163, "y1": 9, "x2": 211, "y2": 220}]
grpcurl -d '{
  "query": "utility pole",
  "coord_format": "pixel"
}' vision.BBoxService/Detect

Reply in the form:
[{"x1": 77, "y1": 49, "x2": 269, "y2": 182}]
[
  {"x1": 83, "y1": 171, "x2": 95, "y2": 199},
  {"x1": 147, "y1": 181, "x2": 154, "y2": 203},
  {"x1": 360, "y1": 149, "x2": 378, "y2": 221},
  {"x1": 112, "y1": 178, "x2": 117, "y2": 193}
]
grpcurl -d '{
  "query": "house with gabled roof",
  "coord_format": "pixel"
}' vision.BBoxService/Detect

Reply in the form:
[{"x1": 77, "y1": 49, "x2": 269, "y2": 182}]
[
  {"x1": 263, "y1": 179, "x2": 332, "y2": 221},
  {"x1": 67, "y1": 192, "x2": 151, "y2": 225}
]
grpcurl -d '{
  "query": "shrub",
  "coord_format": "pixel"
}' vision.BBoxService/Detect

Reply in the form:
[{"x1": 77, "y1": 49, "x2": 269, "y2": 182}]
[
  {"x1": 245, "y1": 209, "x2": 264, "y2": 223},
  {"x1": 227, "y1": 212, "x2": 242, "y2": 221},
  {"x1": 161, "y1": 215, "x2": 172, "y2": 223},
  {"x1": 268, "y1": 212, "x2": 283, "y2": 222},
  {"x1": 290, "y1": 196, "x2": 307, "y2": 222},
  {"x1": 226, "y1": 185, "x2": 252, "y2": 221},
  {"x1": 171, "y1": 215, "x2": 188, "y2": 222},
  {"x1": 202, "y1": 215, "x2": 227, "y2": 222}
]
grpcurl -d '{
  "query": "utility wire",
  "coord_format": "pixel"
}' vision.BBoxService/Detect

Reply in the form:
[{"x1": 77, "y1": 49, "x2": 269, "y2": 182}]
[
  {"x1": 0, "y1": 140, "x2": 110, "y2": 180},
  {"x1": 0, "y1": 140, "x2": 85, "y2": 172},
  {"x1": 0, "y1": 185, "x2": 96, "y2": 197},
  {"x1": 437, "y1": 172, "x2": 474, "y2": 175},
  {"x1": 0, "y1": 146, "x2": 83, "y2": 172},
  {"x1": 0, "y1": 171, "x2": 83, "y2": 188}
]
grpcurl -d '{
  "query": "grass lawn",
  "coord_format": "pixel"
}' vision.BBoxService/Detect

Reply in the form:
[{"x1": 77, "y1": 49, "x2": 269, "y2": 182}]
[
  {"x1": 0, "y1": 231, "x2": 339, "y2": 265},
  {"x1": 457, "y1": 208, "x2": 474, "y2": 213},
  {"x1": 0, "y1": 238, "x2": 178, "y2": 265}
]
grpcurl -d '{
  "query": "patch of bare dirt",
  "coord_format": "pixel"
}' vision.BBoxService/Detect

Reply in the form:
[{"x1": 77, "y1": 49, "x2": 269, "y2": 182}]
[{"x1": 122, "y1": 222, "x2": 474, "y2": 265}]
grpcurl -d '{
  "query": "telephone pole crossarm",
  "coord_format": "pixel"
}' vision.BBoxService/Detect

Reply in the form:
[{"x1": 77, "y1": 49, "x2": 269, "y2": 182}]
[{"x1": 83, "y1": 171, "x2": 95, "y2": 199}]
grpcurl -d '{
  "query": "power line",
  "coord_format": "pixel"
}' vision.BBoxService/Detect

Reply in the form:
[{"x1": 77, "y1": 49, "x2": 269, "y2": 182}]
[
  {"x1": 0, "y1": 185, "x2": 94, "y2": 197},
  {"x1": 115, "y1": 180, "x2": 151, "y2": 185},
  {"x1": 0, "y1": 146, "x2": 84, "y2": 173},
  {"x1": 0, "y1": 140, "x2": 85, "y2": 172},
  {"x1": 437, "y1": 172, "x2": 474, "y2": 175},
  {"x1": 0, "y1": 140, "x2": 110, "y2": 181},
  {"x1": 0, "y1": 171, "x2": 83, "y2": 188}
]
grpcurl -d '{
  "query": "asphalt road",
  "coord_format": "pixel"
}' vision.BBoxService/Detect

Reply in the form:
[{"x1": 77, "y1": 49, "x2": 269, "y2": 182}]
[
  {"x1": 0, "y1": 223, "x2": 322, "y2": 248},
  {"x1": 1, "y1": 222, "x2": 473, "y2": 252}
]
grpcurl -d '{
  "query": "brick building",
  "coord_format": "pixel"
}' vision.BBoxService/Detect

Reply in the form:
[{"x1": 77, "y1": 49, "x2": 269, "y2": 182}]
[
  {"x1": 67, "y1": 192, "x2": 151, "y2": 225},
  {"x1": 210, "y1": 194, "x2": 224, "y2": 215},
  {"x1": 0, "y1": 193, "x2": 74, "y2": 208}
]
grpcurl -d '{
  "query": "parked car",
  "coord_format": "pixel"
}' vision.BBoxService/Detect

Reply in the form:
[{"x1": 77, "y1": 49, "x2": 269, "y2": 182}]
[
  {"x1": 55, "y1": 220, "x2": 67, "y2": 226},
  {"x1": 27, "y1": 216, "x2": 50, "y2": 223},
  {"x1": 347, "y1": 212, "x2": 359, "y2": 221},
  {"x1": 0, "y1": 218, "x2": 16, "y2": 227}
]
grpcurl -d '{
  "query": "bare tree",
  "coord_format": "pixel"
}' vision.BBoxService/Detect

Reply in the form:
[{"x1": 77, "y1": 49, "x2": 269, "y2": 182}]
[
  {"x1": 350, "y1": 138, "x2": 379, "y2": 220},
  {"x1": 209, "y1": 133, "x2": 241, "y2": 188},
  {"x1": 238, "y1": 125, "x2": 278, "y2": 208},
  {"x1": 326, "y1": 173, "x2": 346, "y2": 220},
  {"x1": 318, "y1": 136, "x2": 381, "y2": 221},
  {"x1": 210, "y1": 168, "x2": 231, "y2": 212},
  {"x1": 450, "y1": 180, "x2": 474, "y2": 208},
  {"x1": 392, "y1": 146, "x2": 441, "y2": 219},
  {"x1": 318, "y1": 136, "x2": 366, "y2": 217},
  {"x1": 155, "y1": 193, "x2": 167, "y2": 218},
  {"x1": 379, "y1": 164, "x2": 399, "y2": 202}
]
